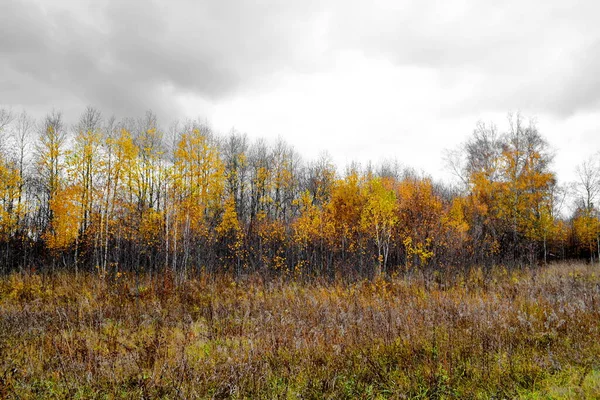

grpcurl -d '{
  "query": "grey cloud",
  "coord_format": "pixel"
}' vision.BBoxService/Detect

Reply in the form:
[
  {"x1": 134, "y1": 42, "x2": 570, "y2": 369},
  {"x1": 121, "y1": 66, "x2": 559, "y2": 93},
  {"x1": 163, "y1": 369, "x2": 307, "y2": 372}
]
[
  {"x1": 544, "y1": 40, "x2": 600, "y2": 115},
  {"x1": 1, "y1": 0, "x2": 328, "y2": 120},
  {"x1": 2, "y1": 0, "x2": 600, "y2": 121}
]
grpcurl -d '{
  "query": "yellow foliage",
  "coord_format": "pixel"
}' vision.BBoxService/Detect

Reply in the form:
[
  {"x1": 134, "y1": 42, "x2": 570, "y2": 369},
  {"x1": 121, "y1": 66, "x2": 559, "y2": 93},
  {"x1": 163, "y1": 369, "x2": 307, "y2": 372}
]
[
  {"x1": 361, "y1": 177, "x2": 397, "y2": 269},
  {"x1": 404, "y1": 236, "x2": 434, "y2": 268},
  {"x1": 217, "y1": 196, "x2": 241, "y2": 236},
  {"x1": 0, "y1": 158, "x2": 20, "y2": 239},
  {"x1": 172, "y1": 129, "x2": 224, "y2": 239},
  {"x1": 573, "y1": 210, "x2": 599, "y2": 252},
  {"x1": 46, "y1": 184, "x2": 83, "y2": 252},
  {"x1": 444, "y1": 197, "x2": 469, "y2": 234},
  {"x1": 140, "y1": 208, "x2": 165, "y2": 247},
  {"x1": 293, "y1": 191, "x2": 326, "y2": 246}
]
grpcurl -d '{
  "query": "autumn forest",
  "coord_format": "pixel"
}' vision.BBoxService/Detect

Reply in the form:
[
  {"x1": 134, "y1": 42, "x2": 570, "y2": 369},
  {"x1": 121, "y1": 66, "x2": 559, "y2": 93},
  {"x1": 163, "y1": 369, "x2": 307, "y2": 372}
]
[{"x1": 0, "y1": 107, "x2": 599, "y2": 280}]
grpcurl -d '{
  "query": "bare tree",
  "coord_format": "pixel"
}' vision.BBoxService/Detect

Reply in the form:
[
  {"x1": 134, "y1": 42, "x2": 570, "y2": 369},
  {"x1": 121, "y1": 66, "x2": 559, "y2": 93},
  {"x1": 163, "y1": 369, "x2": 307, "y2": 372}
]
[
  {"x1": 0, "y1": 107, "x2": 15, "y2": 154},
  {"x1": 574, "y1": 153, "x2": 600, "y2": 263},
  {"x1": 12, "y1": 111, "x2": 35, "y2": 218},
  {"x1": 74, "y1": 107, "x2": 104, "y2": 229},
  {"x1": 443, "y1": 147, "x2": 469, "y2": 189},
  {"x1": 35, "y1": 110, "x2": 67, "y2": 231},
  {"x1": 303, "y1": 151, "x2": 336, "y2": 205},
  {"x1": 377, "y1": 158, "x2": 403, "y2": 180},
  {"x1": 575, "y1": 154, "x2": 600, "y2": 211},
  {"x1": 222, "y1": 129, "x2": 249, "y2": 220},
  {"x1": 466, "y1": 121, "x2": 502, "y2": 180}
]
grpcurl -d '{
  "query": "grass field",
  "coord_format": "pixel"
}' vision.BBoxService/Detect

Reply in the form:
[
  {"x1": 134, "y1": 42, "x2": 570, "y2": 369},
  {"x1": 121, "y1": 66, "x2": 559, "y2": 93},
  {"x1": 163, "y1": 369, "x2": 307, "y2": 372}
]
[{"x1": 1, "y1": 263, "x2": 599, "y2": 399}]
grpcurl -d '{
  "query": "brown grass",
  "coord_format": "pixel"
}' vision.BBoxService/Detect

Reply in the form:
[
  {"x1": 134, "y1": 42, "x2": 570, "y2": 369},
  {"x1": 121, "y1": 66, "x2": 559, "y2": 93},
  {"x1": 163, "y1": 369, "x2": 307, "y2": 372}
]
[{"x1": 1, "y1": 262, "x2": 599, "y2": 398}]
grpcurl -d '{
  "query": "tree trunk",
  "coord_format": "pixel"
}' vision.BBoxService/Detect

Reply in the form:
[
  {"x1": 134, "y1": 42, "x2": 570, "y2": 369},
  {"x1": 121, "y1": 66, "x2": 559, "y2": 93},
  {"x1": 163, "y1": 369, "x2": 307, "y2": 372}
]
[{"x1": 543, "y1": 236, "x2": 547, "y2": 265}]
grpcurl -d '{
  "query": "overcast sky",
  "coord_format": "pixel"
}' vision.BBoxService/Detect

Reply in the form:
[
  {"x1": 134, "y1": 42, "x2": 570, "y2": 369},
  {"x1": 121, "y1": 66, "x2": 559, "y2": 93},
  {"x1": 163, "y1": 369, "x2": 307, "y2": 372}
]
[{"x1": 2, "y1": 0, "x2": 600, "y2": 184}]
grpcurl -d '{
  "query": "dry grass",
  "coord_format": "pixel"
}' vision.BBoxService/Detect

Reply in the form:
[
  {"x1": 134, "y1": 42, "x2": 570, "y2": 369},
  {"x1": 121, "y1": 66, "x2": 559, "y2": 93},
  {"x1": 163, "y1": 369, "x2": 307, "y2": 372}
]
[{"x1": 1, "y1": 263, "x2": 600, "y2": 399}]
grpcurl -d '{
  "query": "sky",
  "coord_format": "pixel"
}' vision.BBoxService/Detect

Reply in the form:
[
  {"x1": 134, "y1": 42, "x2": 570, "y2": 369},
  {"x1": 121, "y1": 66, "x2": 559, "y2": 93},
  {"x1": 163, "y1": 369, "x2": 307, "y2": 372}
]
[{"x1": 2, "y1": 0, "x2": 600, "y2": 185}]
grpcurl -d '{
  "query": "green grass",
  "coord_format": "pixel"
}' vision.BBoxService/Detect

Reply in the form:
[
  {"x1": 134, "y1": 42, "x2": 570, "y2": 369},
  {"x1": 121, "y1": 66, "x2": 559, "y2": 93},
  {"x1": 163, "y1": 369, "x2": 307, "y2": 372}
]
[{"x1": 519, "y1": 367, "x2": 600, "y2": 399}]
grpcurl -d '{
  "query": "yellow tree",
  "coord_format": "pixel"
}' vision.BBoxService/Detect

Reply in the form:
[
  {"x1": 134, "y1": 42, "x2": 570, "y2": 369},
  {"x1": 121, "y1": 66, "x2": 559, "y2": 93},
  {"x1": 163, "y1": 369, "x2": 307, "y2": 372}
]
[
  {"x1": 0, "y1": 159, "x2": 20, "y2": 255},
  {"x1": 293, "y1": 190, "x2": 333, "y2": 274},
  {"x1": 460, "y1": 115, "x2": 555, "y2": 265},
  {"x1": 395, "y1": 178, "x2": 444, "y2": 272},
  {"x1": 0, "y1": 109, "x2": 19, "y2": 251},
  {"x1": 573, "y1": 207, "x2": 600, "y2": 263},
  {"x1": 497, "y1": 115, "x2": 555, "y2": 263},
  {"x1": 553, "y1": 219, "x2": 569, "y2": 260},
  {"x1": 50, "y1": 108, "x2": 106, "y2": 272},
  {"x1": 216, "y1": 195, "x2": 244, "y2": 274},
  {"x1": 326, "y1": 172, "x2": 366, "y2": 269},
  {"x1": 101, "y1": 128, "x2": 139, "y2": 273},
  {"x1": 96, "y1": 118, "x2": 118, "y2": 274},
  {"x1": 49, "y1": 114, "x2": 105, "y2": 273},
  {"x1": 361, "y1": 177, "x2": 397, "y2": 274},
  {"x1": 45, "y1": 184, "x2": 83, "y2": 269},
  {"x1": 139, "y1": 207, "x2": 165, "y2": 257},
  {"x1": 440, "y1": 195, "x2": 471, "y2": 264},
  {"x1": 171, "y1": 127, "x2": 224, "y2": 277},
  {"x1": 527, "y1": 180, "x2": 565, "y2": 264}
]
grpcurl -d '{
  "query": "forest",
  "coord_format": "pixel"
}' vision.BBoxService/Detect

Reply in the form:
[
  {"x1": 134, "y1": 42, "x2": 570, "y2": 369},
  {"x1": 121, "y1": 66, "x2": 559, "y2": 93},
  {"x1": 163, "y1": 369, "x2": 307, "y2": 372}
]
[{"x1": 0, "y1": 107, "x2": 598, "y2": 279}]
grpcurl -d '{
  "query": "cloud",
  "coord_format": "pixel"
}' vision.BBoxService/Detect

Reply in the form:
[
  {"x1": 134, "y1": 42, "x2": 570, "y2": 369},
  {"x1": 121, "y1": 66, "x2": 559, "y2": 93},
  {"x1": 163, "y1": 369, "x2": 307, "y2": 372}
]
[
  {"x1": 544, "y1": 40, "x2": 600, "y2": 115},
  {"x1": 325, "y1": 0, "x2": 600, "y2": 117},
  {"x1": 2, "y1": 0, "x2": 600, "y2": 123},
  {"x1": 0, "y1": 0, "x2": 330, "y2": 120}
]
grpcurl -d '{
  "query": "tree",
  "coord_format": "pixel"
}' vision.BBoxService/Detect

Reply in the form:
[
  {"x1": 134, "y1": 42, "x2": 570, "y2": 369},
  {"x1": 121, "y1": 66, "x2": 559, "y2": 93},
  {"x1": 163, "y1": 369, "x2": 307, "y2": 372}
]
[
  {"x1": 171, "y1": 124, "x2": 224, "y2": 279},
  {"x1": 216, "y1": 195, "x2": 244, "y2": 274},
  {"x1": 97, "y1": 116, "x2": 119, "y2": 274},
  {"x1": 45, "y1": 184, "x2": 83, "y2": 263},
  {"x1": 11, "y1": 111, "x2": 35, "y2": 224},
  {"x1": 454, "y1": 114, "x2": 556, "y2": 266},
  {"x1": 575, "y1": 154, "x2": 600, "y2": 212},
  {"x1": 395, "y1": 177, "x2": 444, "y2": 273},
  {"x1": 72, "y1": 107, "x2": 103, "y2": 233},
  {"x1": 1, "y1": 105, "x2": 598, "y2": 276},
  {"x1": 0, "y1": 154, "x2": 20, "y2": 271},
  {"x1": 134, "y1": 111, "x2": 165, "y2": 211},
  {"x1": 303, "y1": 152, "x2": 336, "y2": 206},
  {"x1": 361, "y1": 177, "x2": 397, "y2": 274},
  {"x1": 293, "y1": 190, "x2": 333, "y2": 275},
  {"x1": 36, "y1": 111, "x2": 67, "y2": 247},
  {"x1": 499, "y1": 114, "x2": 555, "y2": 264},
  {"x1": 271, "y1": 138, "x2": 301, "y2": 224},
  {"x1": 55, "y1": 109, "x2": 105, "y2": 272},
  {"x1": 222, "y1": 130, "x2": 249, "y2": 222},
  {"x1": 573, "y1": 205, "x2": 599, "y2": 263},
  {"x1": 326, "y1": 171, "x2": 366, "y2": 272},
  {"x1": 0, "y1": 109, "x2": 18, "y2": 257},
  {"x1": 574, "y1": 154, "x2": 600, "y2": 263},
  {"x1": 0, "y1": 107, "x2": 14, "y2": 151},
  {"x1": 108, "y1": 128, "x2": 139, "y2": 271}
]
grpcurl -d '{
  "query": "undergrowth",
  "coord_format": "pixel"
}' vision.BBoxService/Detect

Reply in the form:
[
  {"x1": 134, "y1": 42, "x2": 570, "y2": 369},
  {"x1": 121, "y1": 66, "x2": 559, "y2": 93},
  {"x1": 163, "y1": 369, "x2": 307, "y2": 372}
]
[{"x1": 0, "y1": 262, "x2": 599, "y2": 398}]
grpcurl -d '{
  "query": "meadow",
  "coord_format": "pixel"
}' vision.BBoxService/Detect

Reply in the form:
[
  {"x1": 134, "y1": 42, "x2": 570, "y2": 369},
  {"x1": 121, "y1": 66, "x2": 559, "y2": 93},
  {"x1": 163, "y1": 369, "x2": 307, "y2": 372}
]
[{"x1": 1, "y1": 263, "x2": 599, "y2": 399}]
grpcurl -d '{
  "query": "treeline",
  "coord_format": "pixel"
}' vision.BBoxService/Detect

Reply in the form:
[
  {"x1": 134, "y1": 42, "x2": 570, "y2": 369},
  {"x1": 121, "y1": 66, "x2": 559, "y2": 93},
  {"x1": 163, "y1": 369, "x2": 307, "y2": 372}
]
[{"x1": 0, "y1": 107, "x2": 598, "y2": 278}]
